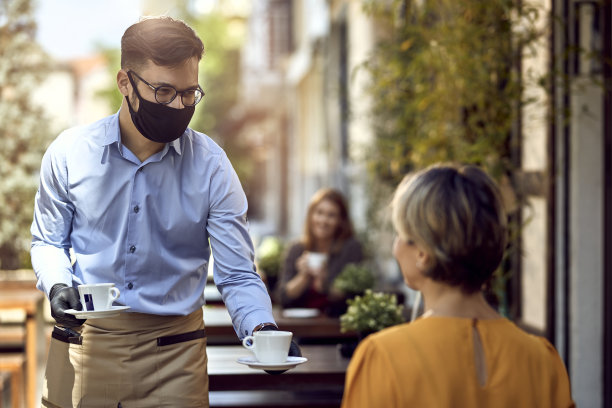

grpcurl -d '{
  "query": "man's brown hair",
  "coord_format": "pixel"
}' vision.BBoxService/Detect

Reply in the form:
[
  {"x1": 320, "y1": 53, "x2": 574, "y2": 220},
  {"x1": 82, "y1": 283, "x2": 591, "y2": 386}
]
[{"x1": 121, "y1": 16, "x2": 204, "y2": 70}]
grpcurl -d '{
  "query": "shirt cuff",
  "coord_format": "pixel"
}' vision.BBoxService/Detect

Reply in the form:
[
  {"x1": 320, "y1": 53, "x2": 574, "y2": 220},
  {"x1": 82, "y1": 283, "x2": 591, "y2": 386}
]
[
  {"x1": 31, "y1": 244, "x2": 74, "y2": 297},
  {"x1": 239, "y1": 310, "x2": 277, "y2": 339}
]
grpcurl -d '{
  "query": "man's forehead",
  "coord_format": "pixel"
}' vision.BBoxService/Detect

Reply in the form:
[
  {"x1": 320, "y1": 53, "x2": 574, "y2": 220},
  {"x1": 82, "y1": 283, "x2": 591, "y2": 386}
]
[{"x1": 140, "y1": 59, "x2": 200, "y2": 88}]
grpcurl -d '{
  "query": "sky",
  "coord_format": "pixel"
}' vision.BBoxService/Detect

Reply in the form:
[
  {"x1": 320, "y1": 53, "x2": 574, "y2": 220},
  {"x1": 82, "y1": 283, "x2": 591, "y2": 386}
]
[{"x1": 35, "y1": 0, "x2": 143, "y2": 60}]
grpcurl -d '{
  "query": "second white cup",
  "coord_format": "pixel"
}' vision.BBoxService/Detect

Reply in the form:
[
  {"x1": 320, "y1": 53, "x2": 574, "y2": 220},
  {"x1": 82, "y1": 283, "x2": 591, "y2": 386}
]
[
  {"x1": 307, "y1": 252, "x2": 327, "y2": 269},
  {"x1": 242, "y1": 330, "x2": 293, "y2": 363},
  {"x1": 78, "y1": 283, "x2": 120, "y2": 311}
]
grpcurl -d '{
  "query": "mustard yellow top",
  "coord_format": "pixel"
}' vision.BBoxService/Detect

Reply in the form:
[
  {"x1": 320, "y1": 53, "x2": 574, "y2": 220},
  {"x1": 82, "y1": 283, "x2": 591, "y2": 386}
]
[{"x1": 341, "y1": 317, "x2": 575, "y2": 408}]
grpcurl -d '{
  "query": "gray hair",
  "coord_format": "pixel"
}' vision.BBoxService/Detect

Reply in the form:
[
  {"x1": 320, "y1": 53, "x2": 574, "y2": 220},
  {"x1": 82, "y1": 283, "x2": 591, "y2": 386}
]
[{"x1": 391, "y1": 163, "x2": 507, "y2": 293}]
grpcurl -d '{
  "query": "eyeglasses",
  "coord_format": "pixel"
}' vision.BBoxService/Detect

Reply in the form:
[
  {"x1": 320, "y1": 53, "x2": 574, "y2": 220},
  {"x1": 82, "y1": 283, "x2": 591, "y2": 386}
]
[{"x1": 128, "y1": 70, "x2": 204, "y2": 106}]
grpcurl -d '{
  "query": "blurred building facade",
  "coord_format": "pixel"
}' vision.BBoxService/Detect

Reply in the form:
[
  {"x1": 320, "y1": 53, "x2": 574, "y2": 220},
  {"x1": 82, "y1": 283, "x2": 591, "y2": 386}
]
[
  {"x1": 548, "y1": 1, "x2": 611, "y2": 406},
  {"x1": 517, "y1": 1, "x2": 611, "y2": 406},
  {"x1": 238, "y1": 0, "x2": 376, "y2": 239},
  {"x1": 237, "y1": 1, "x2": 612, "y2": 407},
  {"x1": 34, "y1": 55, "x2": 111, "y2": 136}
]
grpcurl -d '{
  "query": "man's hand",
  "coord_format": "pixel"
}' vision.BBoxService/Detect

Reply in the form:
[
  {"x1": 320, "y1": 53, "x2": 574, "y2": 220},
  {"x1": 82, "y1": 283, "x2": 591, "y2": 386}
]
[
  {"x1": 258, "y1": 325, "x2": 302, "y2": 375},
  {"x1": 49, "y1": 283, "x2": 86, "y2": 327}
]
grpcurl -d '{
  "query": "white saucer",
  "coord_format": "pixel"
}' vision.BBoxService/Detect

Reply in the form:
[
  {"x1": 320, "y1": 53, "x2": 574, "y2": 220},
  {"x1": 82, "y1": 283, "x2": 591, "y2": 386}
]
[
  {"x1": 64, "y1": 306, "x2": 130, "y2": 319},
  {"x1": 282, "y1": 308, "x2": 320, "y2": 318},
  {"x1": 237, "y1": 356, "x2": 308, "y2": 371}
]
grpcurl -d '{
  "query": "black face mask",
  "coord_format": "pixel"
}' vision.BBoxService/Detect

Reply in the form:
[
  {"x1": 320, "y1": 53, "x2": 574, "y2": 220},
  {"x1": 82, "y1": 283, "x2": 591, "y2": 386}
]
[{"x1": 126, "y1": 72, "x2": 195, "y2": 144}]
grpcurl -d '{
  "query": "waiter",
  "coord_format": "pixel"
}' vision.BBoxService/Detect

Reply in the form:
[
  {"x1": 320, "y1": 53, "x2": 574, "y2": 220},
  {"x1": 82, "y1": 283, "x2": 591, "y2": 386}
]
[{"x1": 31, "y1": 16, "x2": 298, "y2": 408}]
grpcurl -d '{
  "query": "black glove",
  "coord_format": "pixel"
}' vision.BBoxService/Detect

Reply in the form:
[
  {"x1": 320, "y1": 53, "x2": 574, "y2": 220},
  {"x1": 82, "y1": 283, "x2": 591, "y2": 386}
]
[
  {"x1": 259, "y1": 325, "x2": 302, "y2": 375},
  {"x1": 49, "y1": 283, "x2": 86, "y2": 327}
]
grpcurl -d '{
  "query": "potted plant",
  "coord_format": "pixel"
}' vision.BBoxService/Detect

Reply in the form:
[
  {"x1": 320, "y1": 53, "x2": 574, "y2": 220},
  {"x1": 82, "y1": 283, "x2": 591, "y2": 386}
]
[
  {"x1": 332, "y1": 262, "x2": 376, "y2": 297},
  {"x1": 339, "y1": 289, "x2": 404, "y2": 358},
  {"x1": 338, "y1": 289, "x2": 405, "y2": 357},
  {"x1": 256, "y1": 236, "x2": 284, "y2": 293},
  {"x1": 340, "y1": 289, "x2": 405, "y2": 336}
]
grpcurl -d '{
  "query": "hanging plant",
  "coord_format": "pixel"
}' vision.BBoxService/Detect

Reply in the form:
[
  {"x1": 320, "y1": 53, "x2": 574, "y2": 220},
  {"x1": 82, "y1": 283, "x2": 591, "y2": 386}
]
[
  {"x1": 361, "y1": 0, "x2": 543, "y2": 183},
  {"x1": 359, "y1": 0, "x2": 544, "y2": 315}
]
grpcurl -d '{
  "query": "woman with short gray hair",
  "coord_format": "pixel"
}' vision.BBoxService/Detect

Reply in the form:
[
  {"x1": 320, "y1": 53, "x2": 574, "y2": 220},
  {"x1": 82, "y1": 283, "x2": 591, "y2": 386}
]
[{"x1": 341, "y1": 163, "x2": 574, "y2": 408}]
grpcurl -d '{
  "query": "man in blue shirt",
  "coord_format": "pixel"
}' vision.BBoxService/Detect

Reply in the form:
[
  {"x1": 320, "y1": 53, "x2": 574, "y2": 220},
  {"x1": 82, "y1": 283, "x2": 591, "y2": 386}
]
[{"x1": 31, "y1": 16, "x2": 296, "y2": 407}]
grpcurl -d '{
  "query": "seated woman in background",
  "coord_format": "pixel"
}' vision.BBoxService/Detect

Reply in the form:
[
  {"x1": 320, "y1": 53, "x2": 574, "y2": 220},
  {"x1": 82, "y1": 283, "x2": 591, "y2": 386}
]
[
  {"x1": 277, "y1": 188, "x2": 364, "y2": 316},
  {"x1": 342, "y1": 163, "x2": 574, "y2": 408}
]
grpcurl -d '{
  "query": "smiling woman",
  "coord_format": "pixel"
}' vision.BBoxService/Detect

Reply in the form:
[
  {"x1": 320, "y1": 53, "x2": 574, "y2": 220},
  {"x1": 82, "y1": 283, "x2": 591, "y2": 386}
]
[{"x1": 276, "y1": 188, "x2": 365, "y2": 316}]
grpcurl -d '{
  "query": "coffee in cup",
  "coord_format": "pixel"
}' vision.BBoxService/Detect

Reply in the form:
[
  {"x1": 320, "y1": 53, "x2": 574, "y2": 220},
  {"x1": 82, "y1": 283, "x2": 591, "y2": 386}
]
[
  {"x1": 78, "y1": 283, "x2": 120, "y2": 311},
  {"x1": 242, "y1": 330, "x2": 293, "y2": 363}
]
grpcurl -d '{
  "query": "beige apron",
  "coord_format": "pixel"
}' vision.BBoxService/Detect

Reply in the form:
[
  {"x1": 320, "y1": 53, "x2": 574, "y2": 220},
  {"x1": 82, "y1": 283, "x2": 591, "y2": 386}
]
[{"x1": 42, "y1": 308, "x2": 209, "y2": 408}]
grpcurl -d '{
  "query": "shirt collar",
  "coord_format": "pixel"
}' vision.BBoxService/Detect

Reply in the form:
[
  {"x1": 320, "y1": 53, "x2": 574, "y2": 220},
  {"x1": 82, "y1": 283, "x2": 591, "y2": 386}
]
[
  {"x1": 169, "y1": 135, "x2": 183, "y2": 155},
  {"x1": 100, "y1": 111, "x2": 184, "y2": 156},
  {"x1": 100, "y1": 112, "x2": 121, "y2": 147}
]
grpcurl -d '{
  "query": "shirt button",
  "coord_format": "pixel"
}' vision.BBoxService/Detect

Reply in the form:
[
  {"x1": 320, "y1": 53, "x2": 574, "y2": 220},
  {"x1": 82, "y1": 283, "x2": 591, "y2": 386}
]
[
  {"x1": 129, "y1": 245, "x2": 136, "y2": 253},
  {"x1": 133, "y1": 205, "x2": 139, "y2": 213},
  {"x1": 127, "y1": 282, "x2": 134, "y2": 290}
]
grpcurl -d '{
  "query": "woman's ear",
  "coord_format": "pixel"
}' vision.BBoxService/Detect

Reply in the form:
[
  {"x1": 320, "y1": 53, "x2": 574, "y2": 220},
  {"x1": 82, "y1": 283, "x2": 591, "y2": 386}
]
[
  {"x1": 117, "y1": 70, "x2": 130, "y2": 96},
  {"x1": 416, "y1": 247, "x2": 430, "y2": 271}
]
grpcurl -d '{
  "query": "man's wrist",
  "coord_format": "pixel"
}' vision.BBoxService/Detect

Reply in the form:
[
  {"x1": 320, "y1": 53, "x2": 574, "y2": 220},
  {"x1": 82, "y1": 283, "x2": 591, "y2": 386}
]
[
  {"x1": 49, "y1": 283, "x2": 69, "y2": 300},
  {"x1": 252, "y1": 322, "x2": 277, "y2": 334}
]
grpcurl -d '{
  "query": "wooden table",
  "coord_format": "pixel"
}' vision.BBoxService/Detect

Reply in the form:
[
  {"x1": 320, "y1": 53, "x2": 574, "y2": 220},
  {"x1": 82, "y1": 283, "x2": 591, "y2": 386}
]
[
  {"x1": 207, "y1": 345, "x2": 349, "y2": 408},
  {"x1": 203, "y1": 307, "x2": 357, "y2": 345},
  {"x1": 0, "y1": 288, "x2": 45, "y2": 408}
]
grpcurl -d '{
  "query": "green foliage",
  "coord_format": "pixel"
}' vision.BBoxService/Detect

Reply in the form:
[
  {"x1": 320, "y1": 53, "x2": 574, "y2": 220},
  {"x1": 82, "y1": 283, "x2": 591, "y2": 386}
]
[
  {"x1": 185, "y1": 12, "x2": 257, "y2": 192},
  {"x1": 184, "y1": 12, "x2": 243, "y2": 138},
  {"x1": 333, "y1": 263, "x2": 376, "y2": 296},
  {"x1": 361, "y1": 0, "x2": 542, "y2": 185},
  {"x1": 340, "y1": 289, "x2": 405, "y2": 333},
  {"x1": 360, "y1": 0, "x2": 543, "y2": 315},
  {"x1": 256, "y1": 236, "x2": 285, "y2": 278},
  {"x1": 0, "y1": 0, "x2": 53, "y2": 269},
  {"x1": 95, "y1": 46, "x2": 122, "y2": 113}
]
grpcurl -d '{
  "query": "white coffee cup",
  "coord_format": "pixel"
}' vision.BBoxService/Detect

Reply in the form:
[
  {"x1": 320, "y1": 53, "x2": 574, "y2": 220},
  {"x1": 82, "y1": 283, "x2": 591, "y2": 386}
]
[
  {"x1": 242, "y1": 330, "x2": 293, "y2": 363},
  {"x1": 78, "y1": 283, "x2": 120, "y2": 311},
  {"x1": 307, "y1": 252, "x2": 327, "y2": 269}
]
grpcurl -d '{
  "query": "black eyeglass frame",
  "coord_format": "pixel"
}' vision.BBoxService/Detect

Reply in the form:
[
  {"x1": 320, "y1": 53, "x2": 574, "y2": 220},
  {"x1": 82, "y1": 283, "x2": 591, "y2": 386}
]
[{"x1": 128, "y1": 70, "x2": 205, "y2": 107}]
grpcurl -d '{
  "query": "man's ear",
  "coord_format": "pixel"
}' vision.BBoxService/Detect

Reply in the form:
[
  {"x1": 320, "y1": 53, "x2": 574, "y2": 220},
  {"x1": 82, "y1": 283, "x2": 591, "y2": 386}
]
[{"x1": 117, "y1": 70, "x2": 130, "y2": 96}]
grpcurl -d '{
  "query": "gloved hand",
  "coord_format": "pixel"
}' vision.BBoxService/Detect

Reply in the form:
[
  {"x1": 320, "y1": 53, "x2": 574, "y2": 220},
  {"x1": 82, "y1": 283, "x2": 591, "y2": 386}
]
[
  {"x1": 49, "y1": 283, "x2": 86, "y2": 327},
  {"x1": 259, "y1": 325, "x2": 302, "y2": 375}
]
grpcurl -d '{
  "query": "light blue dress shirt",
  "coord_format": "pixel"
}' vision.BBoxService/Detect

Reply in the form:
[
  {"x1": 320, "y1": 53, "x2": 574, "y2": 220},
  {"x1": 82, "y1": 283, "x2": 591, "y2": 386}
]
[{"x1": 31, "y1": 112, "x2": 275, "y2": 338}]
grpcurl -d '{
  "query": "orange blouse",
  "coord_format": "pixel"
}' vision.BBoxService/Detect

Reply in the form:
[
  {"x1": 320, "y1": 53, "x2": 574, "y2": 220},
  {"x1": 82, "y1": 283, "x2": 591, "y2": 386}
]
[{"x1": 342, "y1": 317, "x2": 575, "y2": 408}]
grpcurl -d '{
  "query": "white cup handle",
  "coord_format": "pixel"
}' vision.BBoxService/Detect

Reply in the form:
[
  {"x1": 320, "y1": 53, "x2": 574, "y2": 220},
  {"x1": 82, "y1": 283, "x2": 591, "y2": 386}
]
[
  {"x1": 109, "y1": 287, "x2": 120, "y2": 302},
  {"x1": 242, "y1": 335, "x2": 255, "y2": 350},
  {"x1": 105, "y1": 287, "x2": 120, "y2": 309}
]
